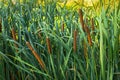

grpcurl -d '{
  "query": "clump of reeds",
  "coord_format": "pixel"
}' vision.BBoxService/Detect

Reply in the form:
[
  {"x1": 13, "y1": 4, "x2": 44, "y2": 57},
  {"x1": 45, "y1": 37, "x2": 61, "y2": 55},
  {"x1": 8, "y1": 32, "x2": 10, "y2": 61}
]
[
  {"x1": 26, "y1": 41, "x2": 46, "y2": 70},
  {"x1": 73, "y1": 30, "x2": 77, "y2": 53},
  {"x1": 78, "y1": 9, "x2": 85, "y2": 31},
  {"x1": 46, "y1": 37, "x2": 52, "y2": 54}
]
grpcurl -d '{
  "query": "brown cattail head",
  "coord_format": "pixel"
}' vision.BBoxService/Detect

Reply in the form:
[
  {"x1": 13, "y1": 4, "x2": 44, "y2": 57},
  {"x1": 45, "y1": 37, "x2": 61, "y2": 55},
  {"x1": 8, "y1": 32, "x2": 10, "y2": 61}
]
[
  {"x1": 0, "y1": 19, "x2": 2, "y2": 33},
  {"x1": 61, "y1": 21, "x2": 64, "y2": 32},
  {"x1": 73, "y1": 30, "x2": 77, "y2": 53},
  {"x1": 78, "y1": 9, "x2": 85, "y2": 31},
  {"x1": 26, "y1": 41, "x2": 46, "y2": 70},
  {"x1": 91, "y1": 18, "x2": 94, "y2": 31},
  {"x1": 11, "y1": 27, "x2": 18, "y2": 50},
  {"x1": 84, "y1": 25, "x2": 92, "y2": 46},
  {"x1": 87, "y1": 32, "x2": 92, "y2": 46},
  {"x1": 84, "y1": 24, "x2": 89, "y2": 34},
  {"x1": 83, "y1": 41, "x2": 88, "y2": 60},
  {"x1": 11, "y1": 27, "x2": 17, "y2": 41},
  {"x1": 46, "y1": 37, "x2": 52, "y2": 54}
]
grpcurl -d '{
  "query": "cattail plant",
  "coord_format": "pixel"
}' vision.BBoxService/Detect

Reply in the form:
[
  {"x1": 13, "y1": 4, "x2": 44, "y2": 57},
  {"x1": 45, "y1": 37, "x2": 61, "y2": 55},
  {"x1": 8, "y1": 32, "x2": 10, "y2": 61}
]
[
  {"x1": 11, "y1": 27, "x2": 18, "y2": 50},
  {"x1": 46, "y1": 37, "x2": 52, "y2": 54},
  {"x1": 83, "y1": 41, "x2": 87, "y2": 59},
  {"x1": 91, "y1": 18, "x2": 94, "y2": 31},
  {"x1": 61, "y1": 21, "x2": 64, "y2": 32},
  {"x1": 73, "y1": 30, "x2": 77, "y2": 53},
  {"x1": 84, "y1": 25, "x2": 92, "y2": 46},
  {"x1": 11, "y1": 27, "x2": 17, "y2": 41},
  {"x1": 78, "y1": 9, "x2": 85, "y2": 31},
  {"x1": 26, "y1": 41, "x2": 46, "y2": 70}
]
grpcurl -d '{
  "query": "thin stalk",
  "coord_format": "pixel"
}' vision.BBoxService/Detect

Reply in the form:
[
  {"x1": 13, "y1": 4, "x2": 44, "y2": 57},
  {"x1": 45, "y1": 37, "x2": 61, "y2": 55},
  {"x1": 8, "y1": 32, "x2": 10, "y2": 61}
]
[
  {"x1": 74, "y1": 61, "x2": 76, "y2": 80},
  {"x1": 50, "y1": 55, "x2": 57, "y2": 80},
  {"x1": 0, "y1": 19, "x2": 2, "y2": 33}
]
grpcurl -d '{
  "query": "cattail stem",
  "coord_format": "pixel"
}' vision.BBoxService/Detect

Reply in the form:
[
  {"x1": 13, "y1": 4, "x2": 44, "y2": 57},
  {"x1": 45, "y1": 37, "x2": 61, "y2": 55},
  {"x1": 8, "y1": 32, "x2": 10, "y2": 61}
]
[
  {"x1": 46, "y1": 37, "x2": 52, "y2": 54},
  {"x1": 78, "y1": 9, "x2": 85, "y2": 31},
  {"x1": 73, "y1": 30, "x2": 77, "y2": 53},
  {"x1": 26, "y1": 41, "x2": 46, "y2": 70}
]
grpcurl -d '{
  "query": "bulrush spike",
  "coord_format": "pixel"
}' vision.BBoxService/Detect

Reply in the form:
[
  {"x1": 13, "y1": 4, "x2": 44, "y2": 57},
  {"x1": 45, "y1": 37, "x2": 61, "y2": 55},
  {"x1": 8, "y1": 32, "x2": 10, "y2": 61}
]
[
  {"x1": 11, "y1": 27, "x2": 18, "y2": 50},
  {"x1": 84, "y1": 25, "x2": 92, "y2": 46},
  {"x1": 78, "y1": 9, "x2": 85, "y2": 31},
  {"x1": 91, "y1": 18, "x2": 94, "y2": 31},
  {"x1": 73, "y1": 30, "x2": 77, "y2": 53},
  {"x1": 61, "y1": 21, "x2": 64, "y2": 32},
  {"x1": 46, "y1": 37, "x2": 52, "y2": 54},
  {"x1": 83, "y1": 41, "x2": 87, "y2": 59},
  {"x1": 26, "y1": 41, "x2": 46, "y2": 70},
  {"x1": 11, "y1": 27, "x2": 17, "y2": 41}
]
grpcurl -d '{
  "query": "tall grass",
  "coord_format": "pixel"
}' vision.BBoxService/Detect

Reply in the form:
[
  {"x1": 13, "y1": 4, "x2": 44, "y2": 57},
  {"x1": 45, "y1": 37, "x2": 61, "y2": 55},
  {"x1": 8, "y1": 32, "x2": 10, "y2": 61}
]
[{"x1": 0, "y1": 0, "x2": 120, "y2": 80}]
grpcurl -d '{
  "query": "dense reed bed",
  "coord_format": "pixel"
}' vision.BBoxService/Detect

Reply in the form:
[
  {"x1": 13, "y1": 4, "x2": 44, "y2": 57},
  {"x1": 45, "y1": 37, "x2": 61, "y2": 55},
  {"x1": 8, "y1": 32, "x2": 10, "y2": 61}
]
[{"x1": 0, "y1": 0, "x2": 120, "y2": 80}]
